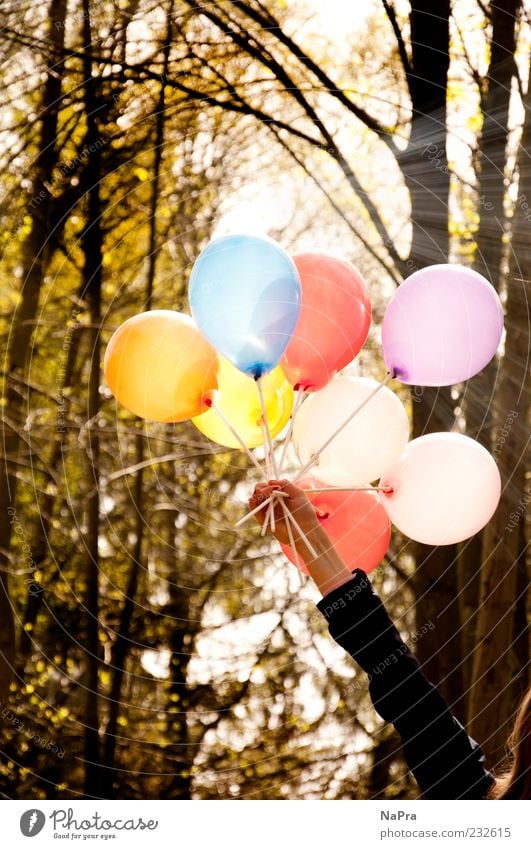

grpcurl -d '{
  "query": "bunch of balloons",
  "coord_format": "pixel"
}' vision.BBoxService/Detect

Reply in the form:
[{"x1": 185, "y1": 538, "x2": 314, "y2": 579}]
[{"x1": 104, "y1": 233, "x2": 504, "y2": 575}]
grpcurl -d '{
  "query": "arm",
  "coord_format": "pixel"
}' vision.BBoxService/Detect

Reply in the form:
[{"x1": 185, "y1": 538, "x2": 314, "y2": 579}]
[
  {"x1": 250, "y1": 481, "x2": 495, "y2": 800},
  {"x1": 248, "y1": 479, "x2": 353, "y2": 594},
  {"x1": 317, "y1": 571, "x2": 494, "y2": 799}
]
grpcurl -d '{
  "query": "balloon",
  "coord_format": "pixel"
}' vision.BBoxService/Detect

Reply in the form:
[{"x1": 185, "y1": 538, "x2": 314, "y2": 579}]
[
  {"x1": 189, "y1": 233, "x2": 301, "y2": 379},
  {"x1": 380, "y1": 433, "x2": 501, "y2": 545},
  {"x1": 281, "y1": 477, "x2": 390, "y2": 574},
  {"x1": 293, "y1": 377, "x2": 409, "y2": 486},
  {"x1": 281, "y1": 252, "x2": 371, "y2": 391},
  {"x1": 382, "y1": 263, "x2": 504, "y2": 386},
  {"x1": 104, "y1": 310, "x2": 218, "y2": 422},
  {"x1": 192, "y1": 357, "x2": 293, "y2": 449}
]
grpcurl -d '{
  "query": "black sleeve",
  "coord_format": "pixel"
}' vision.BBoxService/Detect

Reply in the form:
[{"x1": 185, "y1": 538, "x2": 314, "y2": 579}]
[{"x1": 317, "y1": 569, "x2": 494, "y2": 800}]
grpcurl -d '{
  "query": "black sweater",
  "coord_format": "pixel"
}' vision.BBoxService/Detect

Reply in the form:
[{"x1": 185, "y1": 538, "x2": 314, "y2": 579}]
[{"x1": 317, "y1": 569, "x2": 495, "y2": 800}]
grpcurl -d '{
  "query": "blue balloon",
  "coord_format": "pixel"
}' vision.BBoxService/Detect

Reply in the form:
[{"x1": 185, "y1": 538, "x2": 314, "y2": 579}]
[{"x1": 189, "y1": 234, "x2": 301, "y2": 379}]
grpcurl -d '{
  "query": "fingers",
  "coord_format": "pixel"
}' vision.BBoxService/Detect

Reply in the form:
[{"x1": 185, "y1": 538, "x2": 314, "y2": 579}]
[
  {"x1": 250, "y1": 480, "x2": 285, "y2": 501},
  {"x1": 277, "y1": 480, "x2": 309, "y2": 500},
  {"x1": 248, "y1": 485, "x2": 276, "y2": 511},
  {"x1": 248, "y1": 479, "x2": 314, "y2": 524}
]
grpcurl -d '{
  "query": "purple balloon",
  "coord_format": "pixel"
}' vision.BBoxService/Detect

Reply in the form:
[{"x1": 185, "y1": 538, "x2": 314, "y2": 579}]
[{"x1": 382, "y1": 264, "x2": 504, "y2": 386}]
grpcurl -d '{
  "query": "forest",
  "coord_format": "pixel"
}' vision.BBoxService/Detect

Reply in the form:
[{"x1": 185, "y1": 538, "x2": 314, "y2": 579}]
[{"x1": 0, "y1": 0, "x2": 529, "y2": 800}]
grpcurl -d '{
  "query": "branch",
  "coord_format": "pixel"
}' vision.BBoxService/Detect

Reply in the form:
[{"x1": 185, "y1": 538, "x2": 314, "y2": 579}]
[
  {"x1": 227, "y1": 0, "x2": 400, "y2": 156},
  {"x1": 268, "y1": 124, "x2": 403, "y2": 283},
  {"x1": 380, "y1": 0, "x2": 413, "y2": 93}
]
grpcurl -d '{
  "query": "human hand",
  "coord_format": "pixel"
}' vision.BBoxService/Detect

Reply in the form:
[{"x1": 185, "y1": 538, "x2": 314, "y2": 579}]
[{"x1": 248, "y1": 479, "x2": 326, "y2": 549}]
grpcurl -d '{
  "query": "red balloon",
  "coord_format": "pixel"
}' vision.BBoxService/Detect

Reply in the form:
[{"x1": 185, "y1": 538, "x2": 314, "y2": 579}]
[
  {"x1": 281, "y1": 253, "x2": 371, "y2": 391},
  {"x1": 281, "y1": 478, "x2": 390, "y2": 574}
]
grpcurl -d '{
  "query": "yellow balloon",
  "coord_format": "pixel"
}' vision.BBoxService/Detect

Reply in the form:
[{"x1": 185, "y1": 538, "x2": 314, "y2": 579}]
[
  {"x1": 104, "y1": 310, "x2": 219, "y2": 422},
  {"x1": 193, "y1": 357, "x2": 294, "y2": 448}
]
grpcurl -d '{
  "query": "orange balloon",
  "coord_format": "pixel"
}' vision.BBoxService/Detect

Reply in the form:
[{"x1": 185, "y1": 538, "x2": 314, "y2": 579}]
[
  {"x1": 104, "y1": 310, "x2": 219, "y2": 422},
  {"x1": 281, "y1": 253, "x2": 371, "y2": 391},
  {"x1": 281, "y1": 477, "x2": 390, "y2": 574}
]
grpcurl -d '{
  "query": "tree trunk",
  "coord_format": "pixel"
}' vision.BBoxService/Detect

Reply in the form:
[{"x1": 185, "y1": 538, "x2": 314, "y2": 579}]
[
  {"x1": 80, "y1": 0, "x2": 103, "y2": 798},
  {"x1": 459, "y1": 0, "x2": 521, "y2": 704},
  {"x1": 162, "y1": 500, "x2": 193, "y2": 800},
  {"x1": 0, "y1": 0, "x2": 67, "y2": 701},
  {"x1": 397, "y1": 1, "x2": 466, "y2": 717},
  {"x1": 100, "y1": 1, "x2": 173, "y2": 796},
  {"x1": 468, "y1": 65, "x2": 531, "y2": 761},
  {"x1": 16, "y1": 318, "x2": 82, "y2": 674}
]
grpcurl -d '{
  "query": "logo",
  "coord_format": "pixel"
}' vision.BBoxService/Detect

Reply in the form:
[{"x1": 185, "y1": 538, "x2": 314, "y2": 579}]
[{"x1": 20, "y1": 809, "x2": 46, "y2": 837}]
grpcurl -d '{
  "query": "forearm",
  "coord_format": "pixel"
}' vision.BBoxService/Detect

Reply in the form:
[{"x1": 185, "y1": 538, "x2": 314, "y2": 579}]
[
  {"x1": 296, "y1": 526, "x2": 352, "y2": 595},
  {"x1": 317, "y1": 572, "x2": 494, "y2": 799}
]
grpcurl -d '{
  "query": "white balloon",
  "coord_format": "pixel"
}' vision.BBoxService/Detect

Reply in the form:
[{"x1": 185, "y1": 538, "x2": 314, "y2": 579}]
[
  {"x1": 380, "y1": 433, "x2": 501, "y2": 545},
  {"x1": 293, "y1": 376, "x2": 410, "y2": 486}
]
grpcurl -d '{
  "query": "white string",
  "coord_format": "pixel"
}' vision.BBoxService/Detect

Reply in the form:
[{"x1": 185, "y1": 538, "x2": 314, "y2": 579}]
[
  {"x1": 283, "y1": 508, "x2": 318, "y2": 558},
  {"x1": 292, "y1": 373, "x2": 394, "y2": 484},
  {"x1": 259, "y1": 419, "x2": 272, "y2": 479},
  {"x1": 278, "y1": 387, "x2": 305, "y2": 475},
  {"x1": 269, "y1": 496, "x2": 276, "y2": 533},
  {"x1": 280, "y1": 499, "x2": 304, "y2": 588},
  {"x1": 210, "y1": 400, "x2": 268, "y2": 481},
  {"x1": 257, "y1": 377, "x2": 279, "y2": 478},
  {"x1": 305, "y1": 486, "x2": 391, "y2": 493},
  {"x1": 233, "y1": 490, "x2": 288, "y2": 527},
  {"x1": 258, "y1": 420, "x2": 275, "y2": 536},
  {"x1": 261, "y1": 500, "x2": 272, "y2": 536}
]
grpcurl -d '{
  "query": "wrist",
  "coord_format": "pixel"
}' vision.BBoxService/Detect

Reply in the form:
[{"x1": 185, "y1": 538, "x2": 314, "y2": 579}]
[
  {"x1": 297, "y1": 527, "x2": 353, "y2": 595},
  {"x1": 296, "y1": 524, "x2": 333, "y2": 560}
]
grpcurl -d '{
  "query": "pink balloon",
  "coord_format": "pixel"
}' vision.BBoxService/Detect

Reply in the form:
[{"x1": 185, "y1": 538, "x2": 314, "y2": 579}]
[
  {"x1": 281, "y1": 253, "x2": 371, "y2": 391},
  {"x1": 382, "y1": 264, "x2": 504, "y2": 386},
  {"x1": 281, "y1": 477, "x2": 390, "y2": 574},
  {"x1": 380, "y1": 433, "x2": 501, "y2": 545}
]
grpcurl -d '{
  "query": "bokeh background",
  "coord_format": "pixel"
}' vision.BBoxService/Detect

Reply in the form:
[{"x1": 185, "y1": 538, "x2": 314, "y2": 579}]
[{"x1": 0, "y1": 0, "x2": 529, "y2": 799}]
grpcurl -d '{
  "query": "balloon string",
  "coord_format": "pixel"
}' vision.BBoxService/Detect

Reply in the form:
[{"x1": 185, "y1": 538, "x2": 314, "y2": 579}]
[
  {"x1": 280, "y1": 499, "x2": 303, "y2": 588},
  {"x1": 283, "y1": 507, "x2": 318, "y2": 558},
  {"x1": 234, "y1": 490, "x2": 288, "y2": 527},
  {"x1": 292, "y1": 372, "x2": 394, "y2": 484},
  {"x1": 210, "y1": 400, "x2": 268, "y2": 482},
  {"x1": 257, "y1": 377, "x2": 279, "y2": 478},
  {"x1": 234, "y1": 484, "x2": 392, "y2": 528},
  {"x1": 306, "y1": 486, "x2": 392, "y2": 493},
  {"x1": 278, "y1": 387, "x2": 305, "y2": 475},
  {"x1": 260, "y1": 419, "x2": 273, "y2": 479},
  {"x1": 261, "y1": 499, "x2": 273, "y2": 536}
]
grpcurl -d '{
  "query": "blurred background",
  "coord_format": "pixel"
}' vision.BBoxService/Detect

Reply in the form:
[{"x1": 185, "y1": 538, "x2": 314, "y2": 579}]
[{"x1": 0, "y1": 0, "x2": 529, "y2": 799}]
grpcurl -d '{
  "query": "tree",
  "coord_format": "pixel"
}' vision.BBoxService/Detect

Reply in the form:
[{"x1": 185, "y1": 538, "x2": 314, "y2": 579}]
[{"x1": 0, "y1": 0, "x2": 528, "y2": 799}]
